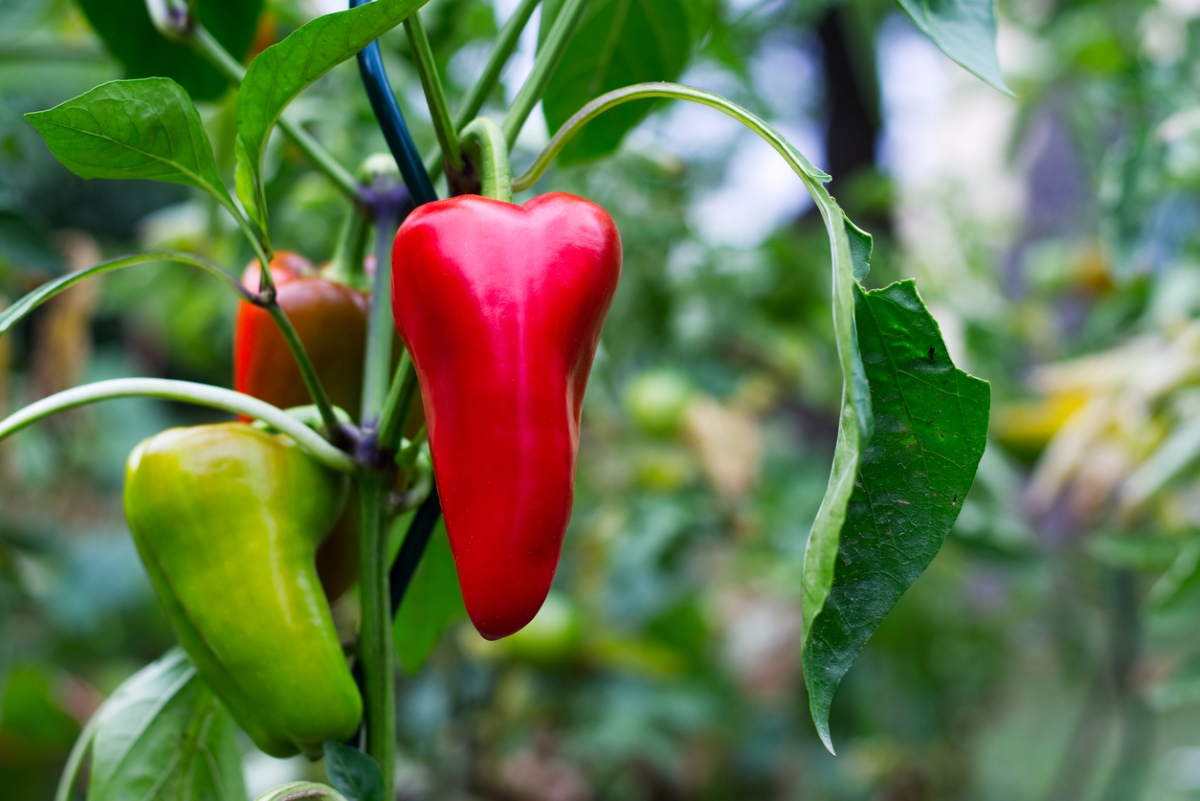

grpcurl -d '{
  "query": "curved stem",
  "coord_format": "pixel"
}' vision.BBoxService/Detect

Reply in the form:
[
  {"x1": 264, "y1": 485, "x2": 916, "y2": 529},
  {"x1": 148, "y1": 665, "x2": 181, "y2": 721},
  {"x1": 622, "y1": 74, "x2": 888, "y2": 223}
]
[
  {"x1": 264, "y1": 304, "x2": 342, "y2": 433},
  {"x1": 423, "y1": 0, "x2": 541, "y2": 178},
  {"x1": 191, "y1": 24, "x2": 363, "y2": 203},
  {"x1": 460, "y1": 117, "x2": 512, "y2": 201},
  {"x1": 514, "y1": 82, "x2": 829, "y2": 192},
  {"x1": 356, "y1": 472, "x2": 394, "y2": 796},
  {"x1": 0, "y1": 378, "x2": 357, "y2": 473},
  {"x1": 0, "y1": 251, "x2": 250, "y2": 336},
  {"x1": 405, "y1": 12, "x2": 461, "y2": 174},
  {"x1": 501, "y1": 0, "x2": 589, "y2": 145},
  {"x1": 512, "y1": 82, "x2": 872, "y2": 492}
]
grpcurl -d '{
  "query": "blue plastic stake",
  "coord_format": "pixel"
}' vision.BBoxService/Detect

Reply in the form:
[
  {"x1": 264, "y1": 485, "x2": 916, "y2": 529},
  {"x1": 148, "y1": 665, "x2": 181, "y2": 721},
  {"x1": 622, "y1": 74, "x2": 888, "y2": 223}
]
[{"x1": 351, "y1": 0, "x2": 438, "y2": 206}]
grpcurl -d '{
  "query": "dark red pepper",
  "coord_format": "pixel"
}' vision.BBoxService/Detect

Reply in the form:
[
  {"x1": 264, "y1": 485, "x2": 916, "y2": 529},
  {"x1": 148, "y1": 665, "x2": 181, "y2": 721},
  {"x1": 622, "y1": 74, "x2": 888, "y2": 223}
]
[
  {"x1": 234, "y1": 250, "x2": 370, "y2": 421},
  {"x1": 391, "y1": 193, "x2": 622, "y2": 639}
]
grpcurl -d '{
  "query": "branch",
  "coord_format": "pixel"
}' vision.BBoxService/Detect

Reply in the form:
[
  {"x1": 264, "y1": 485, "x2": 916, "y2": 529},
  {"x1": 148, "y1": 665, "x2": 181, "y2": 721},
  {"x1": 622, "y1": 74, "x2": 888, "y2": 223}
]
[{"x1": 0, "y1": 379, "x2": 357, "y2": 473}]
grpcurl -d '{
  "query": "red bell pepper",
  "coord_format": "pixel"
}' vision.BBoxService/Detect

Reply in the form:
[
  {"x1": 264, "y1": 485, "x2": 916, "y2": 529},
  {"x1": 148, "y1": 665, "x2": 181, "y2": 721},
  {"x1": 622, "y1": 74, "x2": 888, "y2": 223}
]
[{"x1": 391, "y1": 193, "x2": 622, "y2": 640}]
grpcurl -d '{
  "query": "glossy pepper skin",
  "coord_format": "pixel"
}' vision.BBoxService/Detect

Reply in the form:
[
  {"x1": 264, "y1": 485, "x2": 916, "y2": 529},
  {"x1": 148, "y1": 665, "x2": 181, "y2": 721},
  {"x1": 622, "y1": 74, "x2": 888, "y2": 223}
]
[
  {"x1": 391, "y1": 193, "x2": 622, "y2": 640},
  {"x1": 123, "y1": 423, "x2": 362, "y2": 758},
  {"x1": 234, "y1": 251, "x2": 369, "y2": 420}
]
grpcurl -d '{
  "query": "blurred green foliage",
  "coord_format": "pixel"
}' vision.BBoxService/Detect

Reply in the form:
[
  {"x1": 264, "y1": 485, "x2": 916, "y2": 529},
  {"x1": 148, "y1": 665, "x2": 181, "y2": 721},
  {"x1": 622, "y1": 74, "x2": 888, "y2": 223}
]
[{"x1": 8, "y1": 0, "x2": 1200, "y2": 798}]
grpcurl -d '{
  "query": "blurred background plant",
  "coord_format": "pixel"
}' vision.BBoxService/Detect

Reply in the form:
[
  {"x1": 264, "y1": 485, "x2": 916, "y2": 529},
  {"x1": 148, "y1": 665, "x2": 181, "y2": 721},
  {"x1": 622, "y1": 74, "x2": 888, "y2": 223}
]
[{"x1": 5, "y1": 0, "x2": 1200, "y2": 798}]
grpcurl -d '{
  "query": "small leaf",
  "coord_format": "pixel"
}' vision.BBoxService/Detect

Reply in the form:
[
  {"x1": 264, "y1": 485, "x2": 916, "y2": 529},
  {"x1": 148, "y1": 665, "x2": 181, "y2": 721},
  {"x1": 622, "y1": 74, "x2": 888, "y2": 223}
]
[
  {"x1": 26, "y1": 78, "x2": 233, "y2": 207},
  {"x1": 802, "y1": 280, "x2": 989, "y2": 753},
  {"x1": 236, "y1": 0, "x2": 427, "y2": 232},
  {"x1": 324, "y1": 742, "x2": 384, "y2": 801},
  {"x1": 87, "y1": 649, "x2": 247, "y2": 801},
  {"x1": 393, "y1": 519, "x2": 465, "y2": 674},
  {"x1": 539, "y1": 0, "x2": 707, "y2": 163},
  {"x1": 896, "y1": 0, "x2": 1012, "y2": 96},
  {"x1": 75, "y1": 0, "x2": 262, "y2": 101}
]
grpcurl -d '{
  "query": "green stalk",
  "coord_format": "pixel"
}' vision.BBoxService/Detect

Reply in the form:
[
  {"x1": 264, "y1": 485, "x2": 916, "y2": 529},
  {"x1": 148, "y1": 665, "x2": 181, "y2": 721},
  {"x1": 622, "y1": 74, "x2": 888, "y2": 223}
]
[
  {"x1": 190, "y1": 25, "x2": 362, "y2": 202},
  {"x1": 218, "y1": 191, "x2": 275, "y2": 273},
  {"x1": 460, "y1": 117, "x2": 513, "y2": 201},
  {"x1": 405, "y1": 12, "x2": 462, "y2": 174},
  {"x1": 264, "y1": 304, "x2": 342, "y2": 434},
  {"x1": 0, "y1": 251, "x2": 250, "y2": 336},
  {"x1": 356, "y1": 471, "x2": 394, "y2": 796},
  {"x1": 0, "y1": 378, "x2": 356, "y2": 473},
  {"x1": 501, "y1": 0, "x2": 589, "y2": 144},
  {"x1": 325, "y1": 207, "x2": 371, "y2": 290},
  {"x1": 423, "y1": 0, "x2": 542, "y2": 177},
  {"x1": 361, "y1": 208, "x2": 399, "y2": 425}
]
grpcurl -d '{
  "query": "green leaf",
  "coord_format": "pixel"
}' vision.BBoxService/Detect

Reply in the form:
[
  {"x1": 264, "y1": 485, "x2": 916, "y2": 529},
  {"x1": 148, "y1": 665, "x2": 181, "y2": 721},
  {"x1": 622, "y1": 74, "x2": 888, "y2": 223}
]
[
  {"x1": 87, "y1": 649, "x2": 247, "y2": 801},
  {"x1": 25, "y1": 78, "x2": 234, "y2": 208},
  {"x1": 235, "y1": 0, "x2": 428, "y2": 232},
  {"x1": 539, "y1": 0, "x2": 705, "y2": 164},
  {"x1": 75, "y1": 0, "x2": 262, "y2": 102},
  {"x1": 895, "y1": 0, "x2": 1012, "y2": 96},
  {"x1": 802, "y1": 280, "x2": 990, "y2": 753},
  {"x1": 323, "y1": 742, "x2": 384, "y2": 801},
  {"x1": 393, "y1": 519, "x2": 465, "y2": 673}
]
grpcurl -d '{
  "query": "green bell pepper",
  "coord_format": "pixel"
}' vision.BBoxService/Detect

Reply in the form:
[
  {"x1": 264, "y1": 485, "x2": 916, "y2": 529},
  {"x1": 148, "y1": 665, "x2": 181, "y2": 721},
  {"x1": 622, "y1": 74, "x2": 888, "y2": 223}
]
[{"x1": 124, "y1": 423, "x2": 362, "y2": 758}]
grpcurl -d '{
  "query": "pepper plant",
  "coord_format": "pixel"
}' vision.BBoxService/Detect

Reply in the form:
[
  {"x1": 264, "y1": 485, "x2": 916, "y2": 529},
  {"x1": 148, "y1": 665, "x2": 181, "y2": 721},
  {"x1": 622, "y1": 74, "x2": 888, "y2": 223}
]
[{"x1": 0, "y1": 0, "x2": 1002, "y2": 798}]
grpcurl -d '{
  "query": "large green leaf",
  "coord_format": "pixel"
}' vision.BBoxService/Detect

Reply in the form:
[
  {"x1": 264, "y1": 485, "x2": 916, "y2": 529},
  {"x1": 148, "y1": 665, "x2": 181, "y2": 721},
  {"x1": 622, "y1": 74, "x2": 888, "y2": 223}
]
[
  {"x1": 896, "y1": 0, "x2": 1011, "y2": 96},
  {"x1": 539, "y1": 0, "x2": 705, "y2": 164},
  {"x1": 393, "y1": 519, "x2": 465, "y2": 673},
  {"x1": 802, "y1": 280, "x2": 990, "y2": 752},
  {"x1": 87, "y1": 649, "x2": 247, "y2": 801},
  {"x1": 75, "y1": 0, "x2": 262, "y2": 102},
  {"x1": 25, "y1": 78, "x2": 233, "y2": 207},
  {"x1": 235, "y1": 0, "x2": 428, "y2": 231}
]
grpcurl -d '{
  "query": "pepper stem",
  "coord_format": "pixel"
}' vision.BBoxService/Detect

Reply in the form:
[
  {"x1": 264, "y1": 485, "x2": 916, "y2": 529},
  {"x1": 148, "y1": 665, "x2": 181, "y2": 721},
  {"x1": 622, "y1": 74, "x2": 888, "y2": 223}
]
[
  {"x1": 324, "y1": 207, "x2": 371, "y2": 290},
  {"x1": 356, "y1": 471, "x2": 394, "y2": 795},
  {"x1": 460, "y1": 118, "x2": 513, "y2": 203}
]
